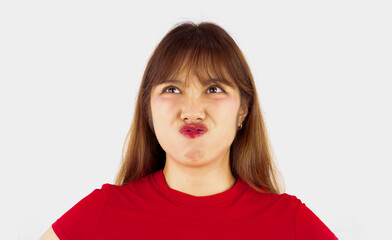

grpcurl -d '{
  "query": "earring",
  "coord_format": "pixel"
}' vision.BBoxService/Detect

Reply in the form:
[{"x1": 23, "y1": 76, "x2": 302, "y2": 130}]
[{"x1": 238, "y1": 123, "x2": 243, "y2": 130}]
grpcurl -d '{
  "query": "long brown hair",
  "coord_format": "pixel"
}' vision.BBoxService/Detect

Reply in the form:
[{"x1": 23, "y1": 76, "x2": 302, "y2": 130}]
[{"x1": 115, "y1": 22, "x2": 284, "y2": 194}]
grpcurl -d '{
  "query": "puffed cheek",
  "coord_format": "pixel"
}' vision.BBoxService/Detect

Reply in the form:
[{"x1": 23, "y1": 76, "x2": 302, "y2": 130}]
[
  {"x1": 151, "y1": 95, "x2": 181, "y2": 112},
  {"x1": 209, "y1": 95, "x2": 240, "y2": 112}
]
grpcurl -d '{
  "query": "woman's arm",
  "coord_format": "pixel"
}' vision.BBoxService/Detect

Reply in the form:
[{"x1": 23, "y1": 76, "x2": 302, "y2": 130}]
[{"x1": 40, "y1": 227, "x2": 60, "y2": 240}]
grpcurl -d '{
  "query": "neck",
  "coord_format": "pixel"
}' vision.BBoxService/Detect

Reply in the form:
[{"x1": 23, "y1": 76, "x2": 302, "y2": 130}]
[{"x1": 162, "y1": 158, "x2": 236, "y2": 197}]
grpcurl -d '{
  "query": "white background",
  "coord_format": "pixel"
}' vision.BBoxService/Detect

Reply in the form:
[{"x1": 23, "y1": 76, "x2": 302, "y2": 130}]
[{"x1": 1, "y1": 0, "x2": 391, "y2": 239}]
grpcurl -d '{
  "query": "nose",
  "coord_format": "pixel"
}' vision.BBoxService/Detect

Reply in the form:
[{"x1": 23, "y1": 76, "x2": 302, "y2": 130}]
[{"x1": 180, "y1": 96, "x2": 205, "y2": 123}]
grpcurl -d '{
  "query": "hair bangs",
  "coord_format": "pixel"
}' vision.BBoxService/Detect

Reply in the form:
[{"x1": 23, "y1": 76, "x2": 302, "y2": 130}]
[{"x1": 150, "y1": 33, "x2": 238, "y2": 89}]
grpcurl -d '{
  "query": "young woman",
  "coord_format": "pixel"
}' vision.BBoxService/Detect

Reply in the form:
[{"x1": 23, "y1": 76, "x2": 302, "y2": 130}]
[{"x1": 41, "y1": 22, "x2": 338, "y2": 240}]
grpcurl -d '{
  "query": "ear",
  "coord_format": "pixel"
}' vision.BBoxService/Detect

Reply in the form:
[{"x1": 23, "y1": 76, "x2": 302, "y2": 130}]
[{"x1": 238, "y1": 102, "x2": 248, "y2": 124}]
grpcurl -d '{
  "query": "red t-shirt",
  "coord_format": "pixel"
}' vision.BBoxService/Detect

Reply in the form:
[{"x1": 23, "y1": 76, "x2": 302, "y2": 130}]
[{"x1": 52, "y1": 169, "x2": 338, "y2": 239}]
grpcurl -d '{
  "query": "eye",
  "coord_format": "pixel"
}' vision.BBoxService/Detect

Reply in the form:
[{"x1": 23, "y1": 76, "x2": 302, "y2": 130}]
[
  {"x1": 162, "y1": 86, "x2": 181, "y2": 94},
  {"x1": 161, "y1": 85, "x2": 226, "y2": 94},
  {"x1": 206, "y1": 85, "x2": 225, "y2": 94}
]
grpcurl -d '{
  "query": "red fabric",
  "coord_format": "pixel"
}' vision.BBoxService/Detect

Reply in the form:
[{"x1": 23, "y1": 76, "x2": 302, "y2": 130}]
[{"x1": 52, "y1": 169, "x2": 338, "y2": 239}]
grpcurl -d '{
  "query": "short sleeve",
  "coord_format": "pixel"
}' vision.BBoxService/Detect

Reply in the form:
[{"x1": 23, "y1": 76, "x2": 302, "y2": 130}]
[
  {"x1": 52, "y1": 184, "x2": 112, "y2": 240},
  {"x1": 292, "y1": 197, "x2": 338, "y2": 240}
]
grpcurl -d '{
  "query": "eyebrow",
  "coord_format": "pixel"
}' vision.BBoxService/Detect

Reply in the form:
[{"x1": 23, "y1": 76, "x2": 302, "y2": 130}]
[{"x1": 161, "y1": 78, "x2": 232, "y2": 87}]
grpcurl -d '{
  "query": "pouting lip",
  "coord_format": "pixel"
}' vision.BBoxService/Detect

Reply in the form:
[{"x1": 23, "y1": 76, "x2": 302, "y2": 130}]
[{"x1": 179, "y1": 124, "x2": 208, "y2": 133}]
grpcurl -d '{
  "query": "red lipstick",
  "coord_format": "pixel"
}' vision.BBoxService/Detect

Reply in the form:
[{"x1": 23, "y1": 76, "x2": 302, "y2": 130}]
[{"x1": 179, "y1": 124, "x2": 208, "y2": 138}]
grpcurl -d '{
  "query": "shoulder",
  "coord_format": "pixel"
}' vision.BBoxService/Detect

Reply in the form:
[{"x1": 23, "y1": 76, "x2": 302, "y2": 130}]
[
  {"x1": 250, "y1": 189, "x2": 313, "y2": 215},
  {"x1": 94, "y1": 172, "x2": 159, "y2": 205},
  {"x1": 239, "y1": 183, "x2": 312, "y2": 215},
  {"x1": 249, "y1": 190, "x2": 338, "y2": 239},
  {"x1": 275, "y1": 193, "x2": 338, "y2": 239},
  {"x1": 108, "y1": 171, "x2": 157, "y2": 195},
  {"x1": 242, "y1": 183, "x2": 301, "y2": 207},
  {"x1": 96, "y1": 171, "x2": 156, "y2": 193},
  {"x1": 52, "y1": 173, "x2": 158, "y2": 240},
  {"x1": 51, "y1": 184, "x2": 113, "y2": 239}
]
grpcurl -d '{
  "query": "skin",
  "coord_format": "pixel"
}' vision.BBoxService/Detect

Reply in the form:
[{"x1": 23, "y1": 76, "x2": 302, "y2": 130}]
[
  {"x1": 40, "y1": 227, "x2": 58, "y2": 240},
  {"x1": 150, "y1": 71, "x2": 248, "y2": 196}
]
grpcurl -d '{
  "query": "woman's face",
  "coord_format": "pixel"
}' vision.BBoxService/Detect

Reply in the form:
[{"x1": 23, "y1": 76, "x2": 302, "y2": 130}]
[{"x1": 150, "y1": 71, "x2": 248, "y2": 170}]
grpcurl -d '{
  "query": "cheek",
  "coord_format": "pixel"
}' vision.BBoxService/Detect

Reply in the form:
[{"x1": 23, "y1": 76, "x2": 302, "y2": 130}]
[
  {"x1": 150, "y1": 95, "x2": 179, "y2": 123},
  {"x1": 206, "y1": 96, "x2": 240, "y2": 146},
  {"x1": 207, "y1": 95, "x2": 240, "y2": 121}
]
